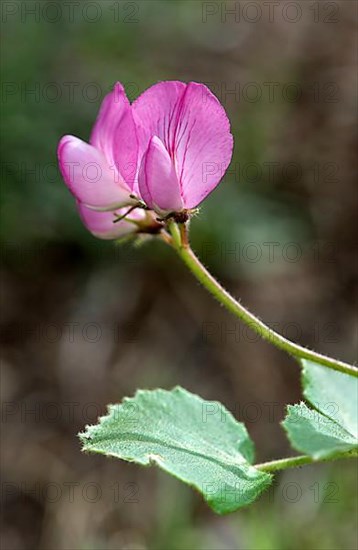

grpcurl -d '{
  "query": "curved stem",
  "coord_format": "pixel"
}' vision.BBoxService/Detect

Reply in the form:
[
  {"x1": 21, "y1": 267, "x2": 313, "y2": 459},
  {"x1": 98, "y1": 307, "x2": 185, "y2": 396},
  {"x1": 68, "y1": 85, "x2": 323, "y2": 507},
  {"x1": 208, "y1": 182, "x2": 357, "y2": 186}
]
[
  {"x1": 256, "y1": 449, "x2": 358, "y2": 472},
  {"x1": 169, "y1": 223, "x2": 357, "y2": 378}
]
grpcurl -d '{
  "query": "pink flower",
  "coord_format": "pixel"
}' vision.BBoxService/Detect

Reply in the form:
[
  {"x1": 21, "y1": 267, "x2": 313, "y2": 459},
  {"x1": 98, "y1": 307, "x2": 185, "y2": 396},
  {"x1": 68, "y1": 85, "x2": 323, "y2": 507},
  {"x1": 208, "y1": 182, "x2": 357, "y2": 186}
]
[
  {"x1": 134, "y1": 81, "x2": 233, "y2": 216},
  {"x1": 58, "y1": 80, "x2": 233, "y2": 237}
]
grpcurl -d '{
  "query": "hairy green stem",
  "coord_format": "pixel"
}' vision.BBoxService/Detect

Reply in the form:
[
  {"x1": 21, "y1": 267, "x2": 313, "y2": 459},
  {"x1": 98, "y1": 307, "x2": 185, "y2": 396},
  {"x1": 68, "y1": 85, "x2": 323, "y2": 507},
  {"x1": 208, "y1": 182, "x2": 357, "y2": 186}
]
[
  {"x1": 256, "y1": 449, "x2": 358, "y2": 472},
  {"x1": 168, "y1": 222, "x2": 357, "y2": 378}
]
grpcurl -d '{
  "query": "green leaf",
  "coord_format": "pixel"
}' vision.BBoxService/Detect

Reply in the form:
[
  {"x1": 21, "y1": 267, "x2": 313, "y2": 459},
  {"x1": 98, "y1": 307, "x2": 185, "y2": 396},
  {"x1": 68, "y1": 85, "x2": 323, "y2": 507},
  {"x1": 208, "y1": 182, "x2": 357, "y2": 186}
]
[
  {"x1": 302, "y1": 359, "x2": 358, "y2": 438},
  {"x1": 79, "y1": 387, "x2": 271, "y2": 514},
  {"x1": 282, "y1": 360, "x2": 358, "y2": 459},
  {"x1": 282, "y1": 402, "x2": 357, "y2": 459}
]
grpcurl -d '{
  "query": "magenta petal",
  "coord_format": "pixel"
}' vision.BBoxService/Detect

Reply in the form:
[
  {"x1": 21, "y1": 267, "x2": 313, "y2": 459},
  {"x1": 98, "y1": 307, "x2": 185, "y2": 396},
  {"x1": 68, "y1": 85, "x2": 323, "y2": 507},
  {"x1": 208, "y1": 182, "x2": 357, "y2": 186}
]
[
  {"x1": 139, "y1": 136, "x2": 183, "y2": 213},
  {"x1": 58, "y1": 135, "x2": 134, "y2": 210},
  {"x1": 174, "y1": 82, "x2": 233, "y2": 209},
  {"x1": 90, "y1": 82, "x2": 138, "y2": 190},
  {"x1": 77, "y1": 202, "x2": 142, "y2": 240}
]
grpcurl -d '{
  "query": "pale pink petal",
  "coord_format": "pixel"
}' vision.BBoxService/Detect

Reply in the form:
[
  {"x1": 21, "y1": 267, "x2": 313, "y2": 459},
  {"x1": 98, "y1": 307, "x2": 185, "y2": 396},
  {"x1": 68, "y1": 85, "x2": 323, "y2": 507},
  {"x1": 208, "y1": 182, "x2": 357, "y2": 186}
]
[
  {"x1": 173, "y1": 82, "x2": 233, "y2": 208},
  {"x1": 90, "y1": 82, "x2": 138, "y2": 190},
  {"x1": 58, "y1": 135, "x2": 135, "y2": 211},
  {"x1": 139, "y1": 136, "x2": 183, "y2": 213},
  {"x1": 77, "y1": 202, "x2": 143, "y2": 240}
]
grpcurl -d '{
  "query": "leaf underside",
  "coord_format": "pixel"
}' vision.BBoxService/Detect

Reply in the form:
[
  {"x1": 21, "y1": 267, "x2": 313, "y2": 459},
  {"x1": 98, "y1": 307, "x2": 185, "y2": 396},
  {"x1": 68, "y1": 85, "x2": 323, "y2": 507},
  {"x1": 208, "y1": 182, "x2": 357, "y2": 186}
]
[
  {"x1": 79, "y1": 386, "x2": 271, "y2": 514},
  {"x1": 283, "y1": 360, "x2": 358, "y2": 459},
  {"x1": 302, "y1": 359, "x2": 358, "y2": 438},
  {"x1": 283, "y1": 402, "x2": 357, "y2": 459}
]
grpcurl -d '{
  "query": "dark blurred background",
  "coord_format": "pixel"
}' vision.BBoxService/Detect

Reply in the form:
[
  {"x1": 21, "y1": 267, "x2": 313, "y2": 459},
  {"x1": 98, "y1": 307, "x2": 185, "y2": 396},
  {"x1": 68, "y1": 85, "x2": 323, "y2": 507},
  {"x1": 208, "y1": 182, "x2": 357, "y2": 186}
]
[{"x1": 1, "y1": 1, "x2": 357, "y2": 549}]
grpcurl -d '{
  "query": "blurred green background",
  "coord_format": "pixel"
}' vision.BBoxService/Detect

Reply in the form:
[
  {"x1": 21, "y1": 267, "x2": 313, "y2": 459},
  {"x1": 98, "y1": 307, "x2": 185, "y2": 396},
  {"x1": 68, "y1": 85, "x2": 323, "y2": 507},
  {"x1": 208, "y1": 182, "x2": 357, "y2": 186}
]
[{"x1": 1, "y1": 1, "x2": 357, "y2": 549}]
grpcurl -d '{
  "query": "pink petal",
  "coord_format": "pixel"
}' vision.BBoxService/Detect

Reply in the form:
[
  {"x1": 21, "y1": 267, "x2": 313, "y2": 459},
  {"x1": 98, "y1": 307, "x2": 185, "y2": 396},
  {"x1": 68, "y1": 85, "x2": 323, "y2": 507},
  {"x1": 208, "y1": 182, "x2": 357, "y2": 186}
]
[
  {"x1": 90, "y1": 82, "x2": 138, "y2": 190},
  {"x1": 132, "y1": 80, "x2": 187, "y2": 159},
  {"x1": 173, "y1": 82, "x2": 233, "y2": 209},
  {"x1": 139, "y1": 136, "x2": 183, "y2": 213},
  {"x1": 58, "y1": 135, "x2": 135, "y2": 211},
  {"x1": 133, "y1": 81, "x2": 233, "y2": 209},
  {"x1": 77, "y1": 203, "x2": 144, "y2": 240}
]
